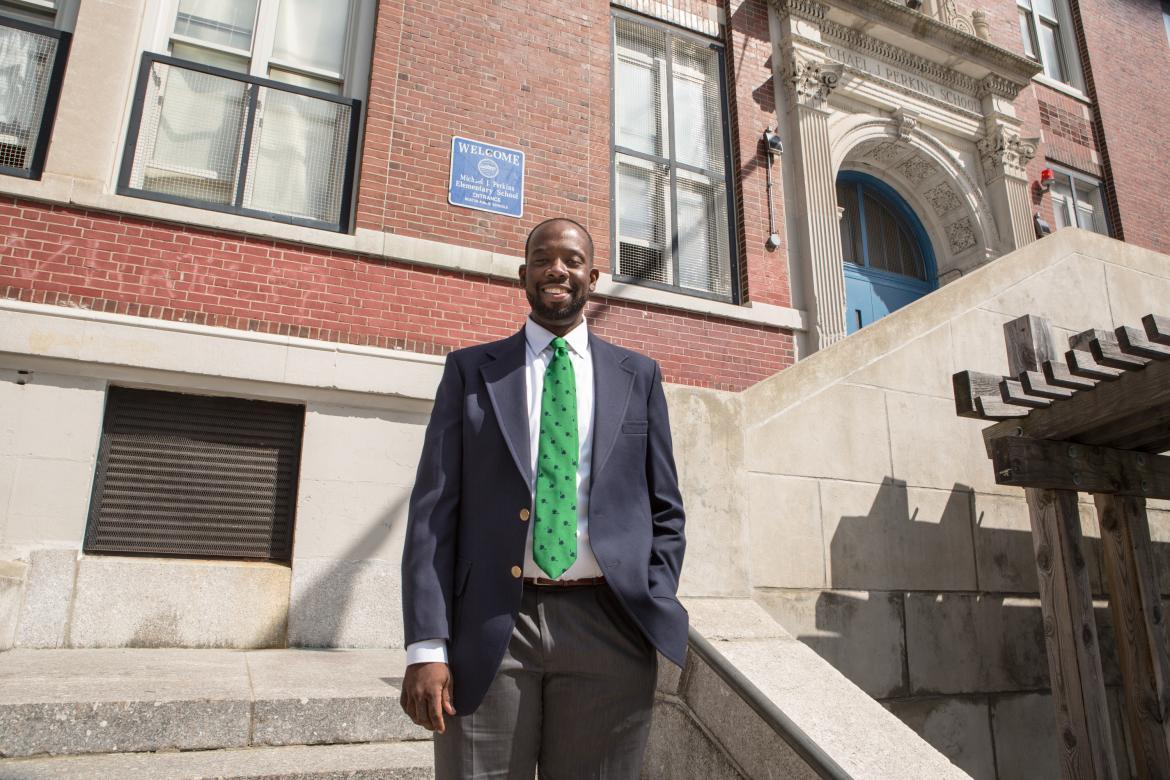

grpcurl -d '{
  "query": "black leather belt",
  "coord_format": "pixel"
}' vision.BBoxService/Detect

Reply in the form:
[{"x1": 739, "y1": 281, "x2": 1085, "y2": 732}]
[{"x1": 523, "y1": 576, "x2": 606, "y2": 588}]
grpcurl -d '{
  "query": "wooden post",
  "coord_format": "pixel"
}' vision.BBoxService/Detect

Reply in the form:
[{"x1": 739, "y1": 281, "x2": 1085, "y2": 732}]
[
  {"x1": 1004, "y1": 316, "x2": 1119, "y2": 780},
  {"x1": 1028, "y1": 489, "x2": 1118, "y2": 779},
  {"x1": 1095, "y1": 494, "x2": 1170, "y2": 778}
]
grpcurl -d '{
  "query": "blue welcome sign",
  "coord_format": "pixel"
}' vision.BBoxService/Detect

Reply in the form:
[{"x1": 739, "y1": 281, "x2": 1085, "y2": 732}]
[{"x1": 448, "y1": 136, "x2": 525, "y2": 218}]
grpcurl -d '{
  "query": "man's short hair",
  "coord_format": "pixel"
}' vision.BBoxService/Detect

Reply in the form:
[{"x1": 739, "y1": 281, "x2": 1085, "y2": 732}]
[{"x1": 524, "y1": 217, "x2": 595, "y2": 261}]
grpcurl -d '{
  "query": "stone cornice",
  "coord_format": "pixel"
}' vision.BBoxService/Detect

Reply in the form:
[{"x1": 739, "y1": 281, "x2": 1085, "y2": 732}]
[
  {"x1": 770, "y1": 0, "x2": 829, "y2": 23},
  {"x1": 771, "y1": 0, "x2": 1041, "y2": 94},
  {"x1": 821, "y1": 19, "x2": 980, "y2": 95}
]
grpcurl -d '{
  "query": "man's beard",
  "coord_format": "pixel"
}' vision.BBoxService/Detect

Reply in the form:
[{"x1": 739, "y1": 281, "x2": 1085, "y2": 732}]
[{"x1": 527, "y1": 288, "x2": 589, "y2": 324}]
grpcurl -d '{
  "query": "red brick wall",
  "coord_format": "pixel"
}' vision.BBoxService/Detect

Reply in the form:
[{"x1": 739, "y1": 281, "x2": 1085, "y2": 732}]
[
  {"x1": 0, "y1": 0, "x2": 799, "y2": 391},
  {"x1": 0, "y1": 199, "x2": 791, "y2": 391},
  {"x1": 1077, "y1": 0, "x2": 1170, "y2": 251}
]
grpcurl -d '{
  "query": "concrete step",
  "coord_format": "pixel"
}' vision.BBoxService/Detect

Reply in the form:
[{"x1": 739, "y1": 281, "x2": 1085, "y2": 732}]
[
  {"x1": 0, "y1": 649, "x2": 431, "y2": 758},
  {"x1": 0, "y1": 741, "x2": 434, "y2": 779}
]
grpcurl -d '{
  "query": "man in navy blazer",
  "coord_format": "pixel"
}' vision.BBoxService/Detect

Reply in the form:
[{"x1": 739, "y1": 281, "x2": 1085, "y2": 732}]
[{"x1": 400, "y1": 218, "x2": 687, "y2": 777}]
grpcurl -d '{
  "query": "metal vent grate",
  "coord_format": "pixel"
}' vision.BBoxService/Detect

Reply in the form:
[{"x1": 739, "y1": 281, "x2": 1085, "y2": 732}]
[{"x1": 84, "y1": 387, "x2": 304, "y2": 562}]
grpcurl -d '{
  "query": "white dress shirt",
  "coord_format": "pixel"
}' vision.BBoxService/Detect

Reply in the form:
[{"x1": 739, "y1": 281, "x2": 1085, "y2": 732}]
[{"x1": 407, "y1": 318, "x2": 602, "y2": 666}]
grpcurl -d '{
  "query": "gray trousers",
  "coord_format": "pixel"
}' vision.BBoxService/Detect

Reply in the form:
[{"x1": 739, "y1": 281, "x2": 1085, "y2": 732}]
[{"x1": 435, "y1": 584, "x2": 657, "y2": 779}]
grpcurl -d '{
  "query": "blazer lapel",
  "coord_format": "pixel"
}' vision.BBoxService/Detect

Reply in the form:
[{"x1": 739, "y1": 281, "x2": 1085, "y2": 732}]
[
  {"x1": 590, "y1": 333, "x2": 635, "y2": 480},
  {"x1": 481, "y1": 330, "x2": 533, "y2": 490}
]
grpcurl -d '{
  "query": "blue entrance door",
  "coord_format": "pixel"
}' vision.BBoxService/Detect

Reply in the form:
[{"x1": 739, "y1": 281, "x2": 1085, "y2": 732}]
[{"x1": 837, "y1": 172, "x2": 936, "y2": 334}]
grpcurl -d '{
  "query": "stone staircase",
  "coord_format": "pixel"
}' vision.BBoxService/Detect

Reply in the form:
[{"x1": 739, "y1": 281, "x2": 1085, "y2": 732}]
[
  {"x1": 0, "y1": 648, "x2": 433, "y2": 778},
  {"x1": 0, "y1": 603, "x2": 969, "y2": 779}
]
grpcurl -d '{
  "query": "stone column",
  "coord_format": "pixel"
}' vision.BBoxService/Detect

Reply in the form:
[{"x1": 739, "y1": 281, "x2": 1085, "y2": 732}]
[
  {"x1": 772, "y1": 0, "x2": 848, "y2": 350},
  {"x1": 978, "y1": 78, "x2": 1039, "y2": 252}
]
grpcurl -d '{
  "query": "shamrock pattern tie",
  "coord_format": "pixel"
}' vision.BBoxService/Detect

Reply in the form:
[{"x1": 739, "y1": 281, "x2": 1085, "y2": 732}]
[{"x1": 533, "y1": 337, "x2": 578, "y2": 579}]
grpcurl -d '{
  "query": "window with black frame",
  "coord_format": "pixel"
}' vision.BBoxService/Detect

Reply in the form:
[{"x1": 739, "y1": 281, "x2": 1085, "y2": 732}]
[
  {"x1": 611, "y1": 12, "x2": 737, "y2": 301},
  {"x1": 0, "y1": 0, "x2": 74, "y2": 179},
  {"x1": 119, "y1": 0, "x2": 372, "y2": 232}
]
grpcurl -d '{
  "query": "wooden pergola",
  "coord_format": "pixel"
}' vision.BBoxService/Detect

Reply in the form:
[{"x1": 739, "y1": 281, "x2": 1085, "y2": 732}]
[{"x1": 954, "y1": 313, "x2": 1170, "y2": 780}]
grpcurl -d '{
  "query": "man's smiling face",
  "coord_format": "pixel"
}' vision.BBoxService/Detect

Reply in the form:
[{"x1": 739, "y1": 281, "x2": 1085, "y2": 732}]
[{"x1": 519, "y1": 219, "x2": 599, "y2": 335}]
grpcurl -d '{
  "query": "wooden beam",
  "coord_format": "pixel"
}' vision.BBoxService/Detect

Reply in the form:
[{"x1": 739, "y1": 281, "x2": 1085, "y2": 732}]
[
  {"x1": 1117, "y1": 326, "x2": 1170, "y2": 360},
  {"x1": 1021, "y1": 370, "x2": 1076, "y2": 400},
  {"x1": 989, "y1": 437, "x2": 1170, "y2": 499},
  {"x1": 976, "y1": 395, "x2": 1028, "y2": 420},
  {"x1": 1001, "y1": 379, "x2": 1052, "y2": 409},
  {"x1": 953, "y1": 370, "x2": 1007, "y2": 418},
  {"x1": 1005, "y1": 315, "x2": 1059, "y2": 376},
  {"x1": 983, "y1": 359, "x2": 1170, "y2": 453},
  {"x1": 1095, "y1": 494, "x2": 1170, "y2": 779},
  {"x1": 1144, "y1": 314, "x2": 1170, "y2": 346},
  {"x1": 1067, "y1": 349, "x2": 1123, "y2": 381},
  {"x1": 1026, "y1": 488, "x2": 1119, "y2": 780},
  {"x1": 1071, "y1": 329, "x2": 1149, "y2": 371},
  {"x1": 1044, "y1": 360, "x2": 1098, "y2": 391}
]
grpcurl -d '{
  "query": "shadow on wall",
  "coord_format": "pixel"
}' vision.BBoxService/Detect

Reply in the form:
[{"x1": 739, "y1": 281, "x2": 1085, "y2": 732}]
[
  {"x1": 271, "y1": 490, "x2": 410, "y2": 648},
  {"x1": 779, "y1": 476, "x2": 1166, "y2": 779}
]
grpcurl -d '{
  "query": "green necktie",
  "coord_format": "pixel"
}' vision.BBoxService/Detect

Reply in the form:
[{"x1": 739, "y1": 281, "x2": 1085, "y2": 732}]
[{"x1": 534, "y1": 337, "x2": 578, "y2": 579}]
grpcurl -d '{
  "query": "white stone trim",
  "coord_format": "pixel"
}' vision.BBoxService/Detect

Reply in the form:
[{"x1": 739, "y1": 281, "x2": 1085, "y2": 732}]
[
  {"x1": 0, "y1": 298, "x2": 447, "y2": 405},
  {"x1": 1031, "y1": 74, "x2": 1091, "y2": 104}
]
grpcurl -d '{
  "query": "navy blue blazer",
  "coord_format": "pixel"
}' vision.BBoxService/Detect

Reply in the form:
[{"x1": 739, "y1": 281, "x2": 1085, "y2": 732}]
[{"x1": 401, "y1": 328, "x2": 688, "y2": 714}]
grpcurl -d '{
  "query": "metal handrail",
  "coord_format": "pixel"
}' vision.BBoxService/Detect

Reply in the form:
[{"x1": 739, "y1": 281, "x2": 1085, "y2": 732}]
[{"x1": 686, "y1": 627, "x2": 853, "y2": 780}]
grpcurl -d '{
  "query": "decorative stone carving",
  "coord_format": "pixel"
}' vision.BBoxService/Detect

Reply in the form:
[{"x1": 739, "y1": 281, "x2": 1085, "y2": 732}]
[
  {"x1": 925, "y1": 183, "x2": 963, "y2": 215},
  {"x1": 867, "y1": 141, "x2": 907, "y2": 165},
  {"x1": 977, "y1": 126, "x2": 1038, "y2": 180},
  {"x1": 786, "y1": 54, "x2": 843, "y2": 106},
  {"x1": 976, "y1": 74, "x2": 1022, "y2": 100},
  {"x1": 896, "y1": 155, "x2": 936, "y2": 186},
  {"x1": 946, "y1": 217, "x2": 978, "y2": 253},
  {"x1": 934, "y1": 0, "x2": 975, "y2": 36},
  {"x1": 770, "y1": 0, "x2": 829, "y2": 23},
  {"x1": 893, "y1": 108, "x2": 919, "y2": 141}
]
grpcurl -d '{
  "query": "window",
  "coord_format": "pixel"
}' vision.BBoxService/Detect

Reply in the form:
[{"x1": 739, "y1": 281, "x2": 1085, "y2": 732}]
[
  {"x1": 1163, "y1": 1, "x2": 1170, "y2": 48},
  {"x1": 837, "y1": 172, "x2": 936, "y2": 333},
  {"x1": 1048, "y1": 165, "x2": 1109, "y2": 235},
  {"x1": 612, "y1": 12, "x2": 737, "y2": 301},
  {"x1": 1017, "y1": 0, "x2": 1082, "y2": 88},
  {"x1": 118, "y1": 0, "x2": 373, "y2": 231},
  {"x1": 84, "y1": 387, "x2": 304, "y2": 562},
  {"x1": 0, "y1": 1, "x2": 74, "y2": 179}
]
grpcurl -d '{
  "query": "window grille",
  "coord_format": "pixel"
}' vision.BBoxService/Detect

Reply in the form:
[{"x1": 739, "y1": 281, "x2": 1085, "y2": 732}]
[
  {"x1": 836, "y1": 178, "x2": 929, "y2": 282},
  {"x1": 612, "y1": 12, "x2": 736, "y2": 301},
  {"x1": 84, "y1": 387, "x2": 304, "y2": 562},
  {"x1": 119, "y1": 54, "x2": 360, "y2": 231},
  {"x1": 0, "y1": 14, "x2": 69, "y2": 179}
]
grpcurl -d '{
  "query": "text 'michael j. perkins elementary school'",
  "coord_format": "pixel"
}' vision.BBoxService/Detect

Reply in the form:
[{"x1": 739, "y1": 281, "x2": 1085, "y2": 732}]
[{"x1": 2, "y1": 0, "x2": 1170, "y2": 777}]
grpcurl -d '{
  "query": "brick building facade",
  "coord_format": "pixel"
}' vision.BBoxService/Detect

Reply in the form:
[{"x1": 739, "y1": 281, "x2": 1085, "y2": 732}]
[{"x1": 1, "y1": 0, "x2": 1168, "y2": 777}]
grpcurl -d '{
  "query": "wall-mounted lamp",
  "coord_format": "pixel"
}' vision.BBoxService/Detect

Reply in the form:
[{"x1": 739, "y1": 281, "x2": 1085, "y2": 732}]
[
  {"x1": 1038, "y1": 167, "x2": 1055, "y2": 192},
  {"x1": 763, "y1": 128, "x2": 783, "y2": 158},
  {"x1": 762, "y1": 128, "x2": 782, "y2": 250}
]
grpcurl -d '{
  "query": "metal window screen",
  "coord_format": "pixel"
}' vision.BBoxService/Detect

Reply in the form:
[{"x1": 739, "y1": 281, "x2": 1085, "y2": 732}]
[
  {"x1": 123, "y1": 56, "x2": 356, "y2": 229},
  {"x1": 0, "y1": 20, "x2": 61, "y2": 174},
  {"x1": 613, "y1": 15, "x2": 733, "y2": 299},
  {"x1": 84, "y1": 387, "x2": 304, "y2": 562},
  {"x1": 241, "y1": 85, "x2": 352, "y2": 222}
]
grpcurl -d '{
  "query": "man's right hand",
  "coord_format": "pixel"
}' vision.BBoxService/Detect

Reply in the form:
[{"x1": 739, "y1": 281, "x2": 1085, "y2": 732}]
[{"x1": 400, "y1": 662, "x2": 456, "y2": 733}]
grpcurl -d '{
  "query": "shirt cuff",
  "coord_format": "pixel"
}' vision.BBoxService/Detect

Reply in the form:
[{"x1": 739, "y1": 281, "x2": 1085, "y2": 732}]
[{"x1": 406, "y1": 639, "x2": 449, "y2": 665}]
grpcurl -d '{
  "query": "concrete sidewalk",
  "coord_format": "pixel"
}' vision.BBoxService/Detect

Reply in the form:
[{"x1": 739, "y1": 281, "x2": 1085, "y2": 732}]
[{"x1": 0, "y1": 648, "x2": 433, "y2": 778}]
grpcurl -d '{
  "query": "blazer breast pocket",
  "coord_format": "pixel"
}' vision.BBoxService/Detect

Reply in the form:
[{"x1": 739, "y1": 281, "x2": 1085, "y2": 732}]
[{"x1": 621, "y1": 420, "x2": 649, "y2": 435}]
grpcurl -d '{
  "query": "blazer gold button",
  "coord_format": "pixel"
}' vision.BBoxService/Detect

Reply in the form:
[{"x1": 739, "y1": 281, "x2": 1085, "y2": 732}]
[
  {"x1": 511, "y1": 565, "x2": 522, "y2": 578},
  {"x1": 519, "y1": 508, "x2": 530, "y2": 521}
]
